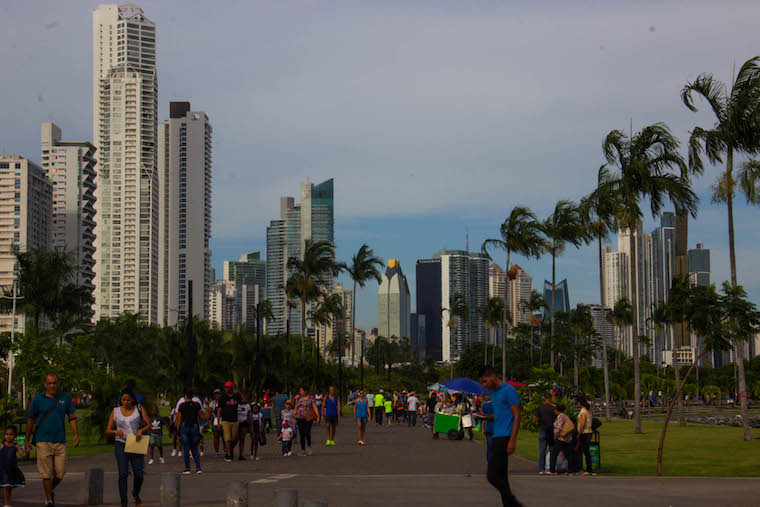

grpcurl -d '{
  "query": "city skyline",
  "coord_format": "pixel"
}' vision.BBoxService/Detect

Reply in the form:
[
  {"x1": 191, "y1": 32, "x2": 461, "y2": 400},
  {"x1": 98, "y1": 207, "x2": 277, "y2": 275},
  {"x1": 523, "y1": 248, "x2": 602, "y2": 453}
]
[{"x1": 1, "y1": 1, "x2": 759, "y2": 332}]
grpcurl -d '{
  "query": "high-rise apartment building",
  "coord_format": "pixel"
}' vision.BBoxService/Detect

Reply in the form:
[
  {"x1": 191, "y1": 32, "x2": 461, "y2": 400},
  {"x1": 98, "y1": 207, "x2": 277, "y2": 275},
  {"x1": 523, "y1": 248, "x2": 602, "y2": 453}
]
[
  {"x1": 619, "y1": 221, "x2": 656, "y2": 357},
  {"x1": 377, "y1": 259, "x2": 411, "y2": 339},
  {"x1": 157, "y1": 102, "x2": 212, "y2": 326},
  {"x1": 315, "y1": 283, "x2": 353, "y2": 356},
  {"x1": 438, "y1": 249, "x2": 489, "y2": 362},
  {"x1": 589, "y1": 304, "x2": 614, "y2": 367},
  {"x1": 687, "y1": 242, "x2": 710, "y2": 287},
  {"x1": 488, "y1": 263, "x2": 506, "y2": 301},
  {"x1": 224, "y1": 251, "x2": 266, "y2": 289},
  {"x1": 40, "y1": 123, "x2": 97, "y2": 296},
  {"x1": 0, "y1": 156, "x2": 53, "y2": 334},
  {"x1": 409, "y1": 313, "x2": 426, "y2": 360},
  {"x1": 601, "y1": 245, "x2": 629, "y2": 355},
  {"x1": 265, "y1": 179, "x2": 334, "y2": 335},
  {"x1": 208, "y1": 281, "x2": 237, "y2": 330},
  {"x1": 651, "y1": 212, "x2": 676, "y2": 364},
  {"x1": 416, "y1": 258, "x2": 442, "y2": 360},
  {"x1": 92, "y1": 4, "x2": 159, "y2": 323},
  {"x1": 543, "y1": 279, "x2": 570, "y2": 317},
  {"x1": 506, "y1": 264, "x2": 533, "y2": 327}
]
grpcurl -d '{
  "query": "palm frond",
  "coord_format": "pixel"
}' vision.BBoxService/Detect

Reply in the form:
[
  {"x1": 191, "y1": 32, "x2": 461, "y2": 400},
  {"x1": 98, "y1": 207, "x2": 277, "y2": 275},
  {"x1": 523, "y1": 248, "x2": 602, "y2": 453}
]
[
  {"x1": 738, "y1": 159, "x2": 760, "y2": 204},
  {"x1": 681, "y1": 73, "x2": 727, "y2": 118}
]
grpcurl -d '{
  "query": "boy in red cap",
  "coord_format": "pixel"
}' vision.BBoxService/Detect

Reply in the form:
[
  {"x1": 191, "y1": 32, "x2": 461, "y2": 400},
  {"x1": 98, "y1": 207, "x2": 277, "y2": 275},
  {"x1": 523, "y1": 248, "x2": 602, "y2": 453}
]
[{"x1": 216, "y1": 381, "x2": 239, "y2": 462}]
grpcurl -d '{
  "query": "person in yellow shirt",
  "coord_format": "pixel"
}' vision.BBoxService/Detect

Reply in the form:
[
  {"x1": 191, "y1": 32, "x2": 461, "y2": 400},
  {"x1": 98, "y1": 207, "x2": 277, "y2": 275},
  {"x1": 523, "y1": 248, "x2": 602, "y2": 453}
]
[{"x1": 373, "y1": 391, "x2": 385, "y2": 426}]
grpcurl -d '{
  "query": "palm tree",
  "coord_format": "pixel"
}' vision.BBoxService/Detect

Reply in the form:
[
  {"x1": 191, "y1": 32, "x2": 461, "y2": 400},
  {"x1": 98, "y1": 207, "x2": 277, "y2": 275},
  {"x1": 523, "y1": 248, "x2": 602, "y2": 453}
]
[
  {"x1": 482, "y1": 206, "x2": 544, "y2": 380},
  {"x1": 310, "y1": 291, "x2": 344, "y2": 389},
  {"x1": 682, "y1": 57, "x2": 760, "y2": 441},
  {"x1": 443, "y1": 292, "x2": 468, "y2": 378},
  {"x1": 251, "y1": 299, "x2": 274, "y2": 394},
  {"x1": 601, "y1": 123, "x2": 698, "y2": 434},
  {"x1": 286, "y1": 240, "x2": 343, "y2": 354},
  {"x1": 519, "y1": 290, "x2": 546, "y2": 366},
  {"x1": 580, "y1": 166, "x2": 623, "y2": 422},
  {"x1": 568, "y1": 304, "x2": 594, "y2": 388},
  {"x1": 539, "y1": 200, "x2": 589, "y2": 369},
  {"x1": 480, "y1": 296, "x2": 507, "y2": 365},
  {"x1": 345, "y1": 244, "x2": 384, "y2": 390},
  {"x1": 651, "y1": 291, "x2": 687, "y2": 427},
  {"x1": 607, "y1": 297, "x2": 633, "y2": 369}
]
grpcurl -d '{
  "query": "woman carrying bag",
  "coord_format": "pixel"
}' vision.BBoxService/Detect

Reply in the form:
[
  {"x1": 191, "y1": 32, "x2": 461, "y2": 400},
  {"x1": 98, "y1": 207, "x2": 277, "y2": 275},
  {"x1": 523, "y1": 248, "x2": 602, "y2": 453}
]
[
  {"x1": 294, "y1": 387, "x2": 320, "y2": 456},
  {"x1": 548, "y1": 404, "x2": 576, "y2": 475},
  {"x1": 106, "y1": 390, "x2": 151, "y2": 507}
]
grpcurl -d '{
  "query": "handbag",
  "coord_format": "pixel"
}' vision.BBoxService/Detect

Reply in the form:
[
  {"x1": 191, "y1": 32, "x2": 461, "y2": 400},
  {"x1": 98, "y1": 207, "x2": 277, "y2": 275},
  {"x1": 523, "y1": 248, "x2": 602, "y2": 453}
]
[
  {"x1": 305, "y1": 410, "x2": 318, "y2": 423},
  {"x1": 462, "y1": 415, "x2": 473, "y2": 428},
  {"x1": 559, "y1": 416, "x2": 575, "y2": 438},
  {"x1": 31, "y1": 395, "x2": 60, "y2": 446},
  {"x1": 259, "y1": 431, "x2": 267, "y2": 446}
]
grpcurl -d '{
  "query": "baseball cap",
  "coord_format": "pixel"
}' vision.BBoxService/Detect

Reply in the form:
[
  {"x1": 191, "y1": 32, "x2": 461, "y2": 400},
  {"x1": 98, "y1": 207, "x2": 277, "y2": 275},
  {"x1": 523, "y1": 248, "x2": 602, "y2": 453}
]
[
  {"x1": 213, "y1": 388, "x2": 221, "y2": 394},
  {"x1": 282, "y1": 421, "x2": 289, "y2": 428},
  {"x1": 224, "y1": 381, "x2": 234, "y2": 388},
  {"x1": 379, "y1": 389, "x2": 384, "y2": 393}
]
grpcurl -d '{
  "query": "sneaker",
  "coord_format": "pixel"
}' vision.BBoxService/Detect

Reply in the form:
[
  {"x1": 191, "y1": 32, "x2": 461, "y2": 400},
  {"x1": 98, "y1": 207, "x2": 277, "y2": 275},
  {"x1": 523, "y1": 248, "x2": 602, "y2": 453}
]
[
  {"x1": 238, "y1": 455, "x2": 246, "y2": 461},
  {"x1": 255, "y1": 457, "x2": 261, "y2": 461},
  {"x1": 178, "y1": 451, "x2": 183, "y2": 457},
  {"x1": 326, "y1": 440, "x2": 330, "y2": 446},
  {"x1": 225, "y1": 457, "x2": 232, "y2": 463},
  {"x1": 359, "y1": 440, "x2": 365, "y2": 445},
  {"x1": 148, "y1": 459, "x2": 154, "y2": 465},
  {"x1": 160, "y1": 457, "x2": 165, "y2": 464},
  {"x1": 287, "y1": 451, "x2": 292, "y2": 456},
  {"x1": 196, "y1": 469, "x2": 203, "y2": 474},
  {"x1": 183, "y1": 469, "x2": 191, "y2": 475},
  {"x1": 171, "y1": 449, "x2": 177, "y2": 457},
  {"x1": 215, "y1": 452, "x2": 220, "y2": 458},
  {"x1": 306, "y1": 447, "x2": 312, "y2": 456},
  {"x1": 200, "y1": 450, "x2": 204, "y2": 457}
]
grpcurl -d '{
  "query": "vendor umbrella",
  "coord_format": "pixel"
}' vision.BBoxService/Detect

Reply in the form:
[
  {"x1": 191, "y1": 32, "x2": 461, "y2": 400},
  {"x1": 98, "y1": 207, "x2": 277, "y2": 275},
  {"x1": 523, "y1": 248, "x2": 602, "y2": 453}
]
[
  {"x1": 427, "y1": 383, "x2": 449, "y2": 393},
  {"x1": 442, "y1": 378, "x2": 489, "y2": 396},
  {"x1": 507, "y1": 381, "x2": 526, "y2": 387}
]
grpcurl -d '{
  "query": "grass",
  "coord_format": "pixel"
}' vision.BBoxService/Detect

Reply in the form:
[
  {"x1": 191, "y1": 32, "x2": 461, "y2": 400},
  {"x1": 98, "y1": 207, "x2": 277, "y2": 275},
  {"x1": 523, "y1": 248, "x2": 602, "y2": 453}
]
[{"x1": 512, "y1": 420, "x2": 760, "y2": 477}]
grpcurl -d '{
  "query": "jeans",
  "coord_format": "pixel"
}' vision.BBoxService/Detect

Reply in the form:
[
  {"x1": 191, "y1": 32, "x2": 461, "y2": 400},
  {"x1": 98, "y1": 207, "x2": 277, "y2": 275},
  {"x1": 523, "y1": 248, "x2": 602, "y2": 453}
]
[
  {"x1": 180, "y1": 424, "x2": 202, "y2": 471},
  {"x1": 578, "y1": 433, "x2": 593, "y2": 473},
  {"x1": 114, "y1": 441, "x2": 144, "y2": 504},
  {"x1": 487, "y1": 437, "x2": 522, "y2": 507},
  {"x1": 538, "y1": 430, "x2": 551, "y2": 472},
  {"x1": 296, "y1": 418, "x2": 313, "y2": 450},
  {"x1": 550, "y1": 439, "x2": 576, "y2": 474},
  {"x1": 407, "y1": 411, "x2": 417, "y2": 427},
  {"x1": 281, "y1": 440, "x2": 292, "y2": 455},
  {"x1": 485, "y1": 433, "x2": 493, "y2": 464}
]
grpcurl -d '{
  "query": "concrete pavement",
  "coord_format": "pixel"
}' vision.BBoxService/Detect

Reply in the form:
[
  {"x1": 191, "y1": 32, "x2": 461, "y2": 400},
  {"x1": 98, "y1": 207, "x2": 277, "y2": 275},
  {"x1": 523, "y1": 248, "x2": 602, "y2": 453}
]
[{"x1": 11, "y1": 419, "x2": 760, "y2": 506}]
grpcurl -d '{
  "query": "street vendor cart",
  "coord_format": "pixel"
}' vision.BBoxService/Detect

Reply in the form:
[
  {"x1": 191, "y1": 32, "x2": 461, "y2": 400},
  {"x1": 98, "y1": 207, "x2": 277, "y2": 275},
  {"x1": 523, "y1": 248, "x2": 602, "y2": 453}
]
[{"x1": 433, "y1": 412, "x2": 465, "y2": 440}]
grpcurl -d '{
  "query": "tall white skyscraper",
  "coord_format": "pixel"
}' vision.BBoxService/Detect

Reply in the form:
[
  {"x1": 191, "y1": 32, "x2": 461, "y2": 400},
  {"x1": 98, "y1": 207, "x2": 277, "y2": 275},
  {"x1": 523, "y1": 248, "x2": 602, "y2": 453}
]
[
  {"x1": 0, "y1": 156, "x2": 53, "y2": 334},
  {"x1": 378, "y1": 259, "x2": 411, "y2": 339},
  {"x1": 506, "y1": 264, "x2": 533, "y2": 327},
  {"x1": 157, "y1": 102, "x2": 212, "y2": 326},
  {"x1": 602, "y1": 245, "x2": 630, "y2": 355},
  {"x1": 619, "y1": 221, "x2": 656, "y2": 357},
  {"x1": 40, "y1": 123, "x2": 97, "y2": 294},
  {"x1": 92, "y1": 4, "x2": 158, "y2": 323}
]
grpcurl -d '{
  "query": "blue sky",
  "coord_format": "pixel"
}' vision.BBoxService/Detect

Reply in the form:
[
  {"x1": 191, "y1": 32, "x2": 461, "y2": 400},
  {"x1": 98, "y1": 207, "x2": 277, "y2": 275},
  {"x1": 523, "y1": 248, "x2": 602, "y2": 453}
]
[{"x1": 1, "y1": 0, "x2": 759, "y2": 330}]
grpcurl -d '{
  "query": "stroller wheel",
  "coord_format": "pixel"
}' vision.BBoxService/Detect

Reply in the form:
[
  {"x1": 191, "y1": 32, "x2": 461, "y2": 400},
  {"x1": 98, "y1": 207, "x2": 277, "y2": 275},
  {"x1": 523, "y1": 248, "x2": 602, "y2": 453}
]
[{"x1": 447, "y1": 429, "x2": 459, "y2": 440}]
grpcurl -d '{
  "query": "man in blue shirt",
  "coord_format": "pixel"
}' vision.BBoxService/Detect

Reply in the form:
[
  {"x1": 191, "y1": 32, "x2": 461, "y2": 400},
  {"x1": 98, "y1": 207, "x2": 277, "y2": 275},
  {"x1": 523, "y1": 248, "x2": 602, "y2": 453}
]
[
  {"x1": 479, "y1": 365, "x2": 522, "y2": 507},
  {"x1": 26, "y1": 373, "x2": 79, "y2": 507}
]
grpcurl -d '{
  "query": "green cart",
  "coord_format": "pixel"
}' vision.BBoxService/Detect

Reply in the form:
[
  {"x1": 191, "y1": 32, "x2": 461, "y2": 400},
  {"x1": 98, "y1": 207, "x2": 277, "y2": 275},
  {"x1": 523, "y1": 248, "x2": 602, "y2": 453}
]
[{"x1": 433, "y1": 412, "x2": 464, "y2": 440}]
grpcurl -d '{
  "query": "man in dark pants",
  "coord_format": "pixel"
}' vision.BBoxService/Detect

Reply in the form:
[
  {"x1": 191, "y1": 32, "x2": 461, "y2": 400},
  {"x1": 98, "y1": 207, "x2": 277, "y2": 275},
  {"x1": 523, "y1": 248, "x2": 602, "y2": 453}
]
[
  {"x1": 535, "y1": 392, "x2": 556, "y2": 474},
  {"x1": 479, "y1": 365, "x2": 522, "y2": 507}
]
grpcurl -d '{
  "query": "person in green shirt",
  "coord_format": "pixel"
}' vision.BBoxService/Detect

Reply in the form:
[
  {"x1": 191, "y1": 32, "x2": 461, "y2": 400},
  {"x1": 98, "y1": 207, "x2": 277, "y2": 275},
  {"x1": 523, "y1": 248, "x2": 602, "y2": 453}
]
[
  {"x1": 383, "y1": 398, "x2": 393, "y2": 427},
  {"x1": 373, "y1": 391, "x2": 385, "y2": 426}
]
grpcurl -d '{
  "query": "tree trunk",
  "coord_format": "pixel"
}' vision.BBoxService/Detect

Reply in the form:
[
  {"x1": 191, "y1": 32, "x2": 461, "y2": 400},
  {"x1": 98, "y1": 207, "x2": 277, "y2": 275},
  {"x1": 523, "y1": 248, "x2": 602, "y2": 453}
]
[
  {"x1": 573, "y1": 343, "x2": 579, "y2": 388},
  {"x1": 550, "y1": 247, "x2": 556, "y2": 369},
  {"x1": 300, "y1": 301, "x2": 306, "y2": 354},
  {"x1": 734, "y1": 340, "x2": 752, "y2": 441},
  {"x1": 630, "y1": 220, "x2": 642, "y2": 434},
  {"x1": 502, "y1": 251, "x2": 511, "y2": 380},
  {"x1": 354, "y1": 279, "x2": 362, "y2": 390},
  {"x1": 657, "y1": 346, "x2": 709, "y2": 475},
  {"x1": 674, "y1": 355, "x2": 684, "y2": 427},
  {"x1": 598, "y1": 237, "x2": 612, "y2": 422}
]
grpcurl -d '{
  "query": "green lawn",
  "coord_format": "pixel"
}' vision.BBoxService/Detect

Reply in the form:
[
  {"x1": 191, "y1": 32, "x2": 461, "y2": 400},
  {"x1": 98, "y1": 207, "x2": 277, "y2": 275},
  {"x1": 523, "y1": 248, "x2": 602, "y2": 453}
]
[{"x1": 513, "y1": 420, "x2": 760, "y2": 477}]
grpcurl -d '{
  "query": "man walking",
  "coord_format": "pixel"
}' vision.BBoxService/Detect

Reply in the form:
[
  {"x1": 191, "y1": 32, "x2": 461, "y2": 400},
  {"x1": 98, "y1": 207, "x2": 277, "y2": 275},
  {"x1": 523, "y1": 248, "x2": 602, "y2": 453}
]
[
  {"x1": 26, "y1": 373, "x2": 79, "y2": 507},
  {"x1": 272, "y1": 390, "x2": 289, "y2": 430},
  {"x1": 406, "y1": 391, "x2": 419, "y2": 427},
  {"x1": 323, "y1": 386, "x2": 341, "y2": 445},
  {"x1": 216, "y1": 381, "x2": 240, "y2": 462},
  {"x1": 479, "y1": 366, "x2": 522, "y2": 507},
  {"x1": 373, "y1": 390, "x2": 385, "y2": 426},
  {"x1": 535, "y1": 392, "x2": 556, "y2": 474}
]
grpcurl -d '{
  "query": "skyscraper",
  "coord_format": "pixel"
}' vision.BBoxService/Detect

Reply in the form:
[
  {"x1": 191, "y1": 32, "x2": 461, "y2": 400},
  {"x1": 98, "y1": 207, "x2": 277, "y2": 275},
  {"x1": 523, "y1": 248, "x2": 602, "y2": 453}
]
[
  {"x1": 416, "y1": 258, "x2": 442, "y2": 360},
  {"x1": 439, "y1": 249, "x2": 489, "y2": 362},
  {"x1": 687, "y1": 243, "x2": 710, "y2": 287},
  {"x1": 0, "y1": 156, "x2": 53, "y2": 334},
  {"x1": 543, "y1": 279, "x2": 570, "y2": 317},
  {"x1": 377, "y1": 259, "x2": 411, "y2": 339},
  {"x1": 619, "y1": 221, "x2": 656, "y2": 357},
  {"x1": 265, "y1": 179, "x2": 334, "y2": 335},
  {"x1": 589, "y1": 304, "x2": 614, "y2": 367},
  {"x1": 157, "y1": 102, "x2": 213, "y2": 326},
  {"x1": 506, "y1": 264, "x2": 533, "y2": 326},
  {"x1": 224, "y1": 251, "x2": 266, "y2": 289},
  {"x1": 409, "y1": 313, "x2": 426, "y2": 360},
  {"x1": 602, "y1": 245, "x2": 630, "y2": 355},
  {"x1": 651, "y1": 212, "x2": 676, "y2": 364},
  {"x1": 92, "y1": 4, "x2": 159, "y2": 323},
  {"x1": 40, "y1": 123, "x2": 97, "y2": 295}
]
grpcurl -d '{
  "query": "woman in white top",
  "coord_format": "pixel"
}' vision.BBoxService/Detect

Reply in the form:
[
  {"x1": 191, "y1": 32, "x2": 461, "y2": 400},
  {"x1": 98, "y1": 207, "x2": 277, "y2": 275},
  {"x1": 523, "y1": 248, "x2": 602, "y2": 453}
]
[
  {"x1": 106, "y1": 390, "x2": 151, "y2": 507},
  {"x1": 235, "y1": 393, "x2": 252, "y2": 460}
]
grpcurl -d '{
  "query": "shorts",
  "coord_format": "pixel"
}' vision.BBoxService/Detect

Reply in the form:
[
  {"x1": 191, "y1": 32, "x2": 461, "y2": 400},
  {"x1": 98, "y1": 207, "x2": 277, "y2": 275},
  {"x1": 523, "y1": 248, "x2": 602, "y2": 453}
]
[
  {"x1": 221, "y1": 421, "x2": 240, "y2": 442},
  {"x1": 36, "y1": 442, "x2": 67, "y2": 480},
  {"x1": 149, "y1": 434, "x2": 163, "y2": 446},
  {"x1": 358, "y1": 417, "x2": 368, "y2": 424},
  {"x1": 385, "y1": 412, "x2": 392, "y2": 418},
  {"x1": 325, "y1": 415, "x2": 338, "y2": 425}
]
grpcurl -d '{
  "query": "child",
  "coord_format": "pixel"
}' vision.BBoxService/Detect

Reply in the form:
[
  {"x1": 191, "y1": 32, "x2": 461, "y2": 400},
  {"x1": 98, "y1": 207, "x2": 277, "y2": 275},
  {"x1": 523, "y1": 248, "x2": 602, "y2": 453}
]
[
  {"x1": 384, "y1": 397, "x2": 393, "y2": 426},
  {"x1": 280, "y1": 400, "x2": 295, "y2": 435},
  {"x1": 250, "y1": 403, "x2": 263, "y2": 460},
  {"x1": 148, "y1": 406, "x2": 168, "y2": 465},
  {"x1": 1, "y1": 425, "x2": 26, "y2": 507},
  {"x1": 278, "y1": 421, "x2": 293, "y2": 456}
]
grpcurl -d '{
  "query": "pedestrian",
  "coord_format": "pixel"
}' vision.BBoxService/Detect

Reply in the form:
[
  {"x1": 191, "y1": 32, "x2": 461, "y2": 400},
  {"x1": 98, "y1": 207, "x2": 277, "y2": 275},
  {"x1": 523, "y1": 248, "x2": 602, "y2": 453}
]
[
  {"x1": 366, "y1": 390, "x2": 375, "y2": 417},
  {"x1": 373, "y1": 390, "x2": 385, "y2": 426},
  {"x1": 176, "y1": 388, "x2": 207, "y2": 475},
  {"x1": 147, "y1": 406, "x2": 168, "y2": 465},
  {"x1": 208, "y1": 389, "x2": 222, "y2": 457},
  {"x1": 353, "y1": 390, "x2": 369, "y2": 445},
  {"x1": 406, "y1": 391, "x2": 419, "y2": 427},
  {"x1": 549, "y1": 404, "x2": 576, "y2": 476},
  {"x1": 315, "y1": 393, "x2": 324, "y2": 426},
  {"x1": 272, "y1": 391, "x2": 289, "y2": 430},
  {"x1": 25, "y1": 372, "x2": 79, "y2": 507},
  {"x1": 1, "y1": 425, "x2": 26, "y2": 507},
  {"x1": 383, "y1": 395, "x2": 393, "y2": 426},
  {"x1": 236, "y1": 393, "x2": 252, "y2": 461},
  {"x1": 106, "y1": 389, "x2": 151, "y2": 507},
  {"x1": 478, "y1": 366, "x2": 523, "y2": 507},
  {"x1": 250, "y1": 403, "x2": 264, "y2": 460},
  {"x1": 535, "y1": 392, "x2": 556, "y2": 475},
  {"x1": 478, "y1": 398, "x2": 494, "y2": 464},
  {"x1": 295, "y1": 387, "x2": 320, "y2": 456},
  {"x1": 169, "y1": 407, "x2": 180, "y2": 457},
  {"x1": 323, "y1": 386, "x2": 341, "y2": 446},
  {"x1": 576, "y1": 397, "x2": 594, "y2": 476},
  {"x1": 427, "y1": 391, "x2": 439, "y2": 439},
  {"x1": 281, "y1": 400, "x2": 296, "y2": 431},
  {"x1": 216, "y1": 381, "x2": 240, "y2": 462},
  {"x1": 278, "y1": 421, "x2": 293, "y2": 456}
]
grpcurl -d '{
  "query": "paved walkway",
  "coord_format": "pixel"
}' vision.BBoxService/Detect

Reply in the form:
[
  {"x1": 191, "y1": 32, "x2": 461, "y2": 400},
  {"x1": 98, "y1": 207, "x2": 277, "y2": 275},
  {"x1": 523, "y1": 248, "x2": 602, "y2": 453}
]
[{"x1": 11, "y1": 420, "x2": 760, "y2": 506}]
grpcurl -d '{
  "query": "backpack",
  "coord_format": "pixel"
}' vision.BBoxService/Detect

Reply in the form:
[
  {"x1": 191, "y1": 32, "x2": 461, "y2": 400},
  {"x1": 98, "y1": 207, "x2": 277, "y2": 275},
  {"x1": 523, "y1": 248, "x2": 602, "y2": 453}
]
[{"x1": 591, "y1": 417, "x2": 603, "y2": 431}]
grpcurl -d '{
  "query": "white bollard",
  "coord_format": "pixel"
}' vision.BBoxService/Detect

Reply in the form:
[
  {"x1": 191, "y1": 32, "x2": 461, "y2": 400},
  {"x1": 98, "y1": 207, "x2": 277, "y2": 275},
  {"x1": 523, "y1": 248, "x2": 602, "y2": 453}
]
[
  {"x1": 81, "y1": 468, "x2": 104, "y2": 505},
  {"x1": 226, "y1": 480, "x2": 248, "y2": 506},
  {"x1": 161, "y1": 472, "x2": 181, "y2": 507},
  {"x1": 275, "y1": 488, "x2": 298, "y2": 507}
]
